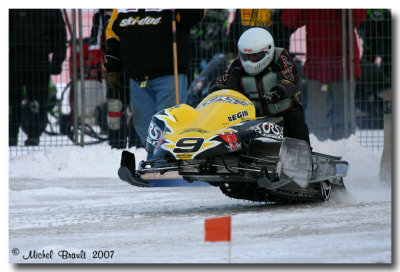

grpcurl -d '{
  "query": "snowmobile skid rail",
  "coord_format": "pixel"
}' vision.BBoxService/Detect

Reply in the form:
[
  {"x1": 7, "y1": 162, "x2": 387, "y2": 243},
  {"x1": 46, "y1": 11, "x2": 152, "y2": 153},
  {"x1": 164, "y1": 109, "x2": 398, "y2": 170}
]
[{"x1": 118, "y1": 138, "x2": 348, "y2": 202}]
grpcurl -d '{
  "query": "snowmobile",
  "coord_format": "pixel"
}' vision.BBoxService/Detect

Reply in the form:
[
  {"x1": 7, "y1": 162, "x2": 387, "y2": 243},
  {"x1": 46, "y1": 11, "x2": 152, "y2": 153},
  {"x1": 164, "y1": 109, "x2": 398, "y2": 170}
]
[{"x1": 118, "y1": 89, "x2": 349, "y2": 202}]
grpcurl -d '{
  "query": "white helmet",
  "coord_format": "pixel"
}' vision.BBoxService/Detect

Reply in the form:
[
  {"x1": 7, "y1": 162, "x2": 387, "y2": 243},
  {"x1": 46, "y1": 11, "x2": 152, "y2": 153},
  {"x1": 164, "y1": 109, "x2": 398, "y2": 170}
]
[{"x1": 237, "y1": 27, "x2": 275, "y2": 76}]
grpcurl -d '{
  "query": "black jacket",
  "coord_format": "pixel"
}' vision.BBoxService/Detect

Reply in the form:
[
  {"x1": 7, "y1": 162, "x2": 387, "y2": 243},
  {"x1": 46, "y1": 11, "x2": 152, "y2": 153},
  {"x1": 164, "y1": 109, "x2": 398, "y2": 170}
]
[
  {"x1": 209, "y1": 48, "x2": 310, "y2": 145},
  {"x1": 105, "y1": 9, "x2": 205, "y2": 81},
  {"x1": 210, "y1": 48, "x2": 301, "y2": 100},
  {"x1": 9, "y1": 9, "x2": 67, "y2": 68}
]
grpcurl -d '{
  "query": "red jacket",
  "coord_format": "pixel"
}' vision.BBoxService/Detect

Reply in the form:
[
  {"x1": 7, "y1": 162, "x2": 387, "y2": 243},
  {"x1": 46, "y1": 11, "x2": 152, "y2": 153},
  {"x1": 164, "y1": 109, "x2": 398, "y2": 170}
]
[{"x1": 281, "y1": 9, "x2": 367, "y2": 82}]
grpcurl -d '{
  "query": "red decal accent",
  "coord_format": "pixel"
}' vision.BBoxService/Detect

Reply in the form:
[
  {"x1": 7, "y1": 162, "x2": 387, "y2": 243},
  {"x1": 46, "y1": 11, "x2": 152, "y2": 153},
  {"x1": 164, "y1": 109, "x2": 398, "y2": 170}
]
[
  {"x1": 219, "y1": 132, "x2": 241, "y2": 151},
  {"x1": 108, "y1": 111, "x2": 124, "y2": 118}
]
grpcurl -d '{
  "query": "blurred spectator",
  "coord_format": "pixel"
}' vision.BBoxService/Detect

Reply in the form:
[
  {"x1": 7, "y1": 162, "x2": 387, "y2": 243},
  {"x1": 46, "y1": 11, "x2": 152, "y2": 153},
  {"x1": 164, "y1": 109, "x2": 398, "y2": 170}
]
[
  {"x1": 9, "y1": 9, "x2": 67, "y2": 146},
  {"x1": 189, "y1": 9, "x2": 229, "y2": 83},
  {"x1": 103, "y1": 9, "x2": 204, "y2": 157},
  {"x1": 355, "y1": 9, "x2": 391, "y2": 129},
  {"x1": 88, "y1": 9, "x2": 132, "y2": 149},
  {"x1": 282, "y1": 9, "x2": 367, "y2": 141},
  {"x1": 86, "y1": 9, "x2": 143, "y2": 149},
  {"x1": 88, "y1": 9, "x2": 113, "y2": 82},
  {"x1": 358, "y1": 9, "x2": 391, "y2": 83}
]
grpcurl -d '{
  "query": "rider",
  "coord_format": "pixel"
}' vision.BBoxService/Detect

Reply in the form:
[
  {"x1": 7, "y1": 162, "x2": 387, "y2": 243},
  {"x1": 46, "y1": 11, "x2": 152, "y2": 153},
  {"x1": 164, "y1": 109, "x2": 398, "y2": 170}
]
[{"x1": 209, "y1": 27, "x2": 310, "y2": 146}]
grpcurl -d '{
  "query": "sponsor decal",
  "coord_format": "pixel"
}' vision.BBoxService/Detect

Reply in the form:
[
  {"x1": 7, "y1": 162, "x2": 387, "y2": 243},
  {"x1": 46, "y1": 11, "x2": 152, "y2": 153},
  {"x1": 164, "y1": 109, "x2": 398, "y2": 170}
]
[
  {"x1": 120, "y1": 16, "x2": 162, "y2": 27},
  {"x1": 177, "y1": 153, "x2": 194, "y2": 160},
  {"x1": 219, "y1": 131, "x2": 241, "y2": 151},
  {"x1": 146, "y1": 121, "x2": 163, "y2": 147},
  {"x1": 197, "y1": 96, "x2": 252, "y2": 109},
  {"x1": 228, "y1": 110, "x2": 249, "y2": 122},
  {"x1": 251, "y1": 122, "x2": 283, "y2": 140}
]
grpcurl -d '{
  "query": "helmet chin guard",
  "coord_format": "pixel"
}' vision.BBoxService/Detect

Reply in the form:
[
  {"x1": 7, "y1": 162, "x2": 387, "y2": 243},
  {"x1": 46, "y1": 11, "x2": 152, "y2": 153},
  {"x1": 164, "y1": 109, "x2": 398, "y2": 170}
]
[{"x1": 237, "y1": 27, "x2": 275, "y2": 76}]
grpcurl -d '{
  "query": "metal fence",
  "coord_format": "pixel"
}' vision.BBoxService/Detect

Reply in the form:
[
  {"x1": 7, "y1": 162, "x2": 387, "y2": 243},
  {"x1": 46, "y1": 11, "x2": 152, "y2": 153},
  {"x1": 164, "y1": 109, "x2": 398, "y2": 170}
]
[
  {"x1": 9, "y1": 9, "x2": 391, "y2": 156},
  {"x1": 9, "y1": 9, "x2": 113, "y2": 156}
]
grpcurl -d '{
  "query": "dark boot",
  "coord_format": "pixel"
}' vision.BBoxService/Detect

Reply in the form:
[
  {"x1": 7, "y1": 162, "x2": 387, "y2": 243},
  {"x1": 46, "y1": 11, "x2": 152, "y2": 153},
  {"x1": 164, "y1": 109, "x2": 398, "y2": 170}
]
[
  {"x1": 25, "y1": 137, "x2": 39, "y2": 146},
  {"x1": 109, "y1": 129, "x2": 127, "y2": 149}
]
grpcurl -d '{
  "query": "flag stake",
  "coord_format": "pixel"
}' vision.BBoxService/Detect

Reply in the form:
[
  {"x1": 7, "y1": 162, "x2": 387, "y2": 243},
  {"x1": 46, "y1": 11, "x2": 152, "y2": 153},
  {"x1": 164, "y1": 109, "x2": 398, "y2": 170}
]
[
  {"x1": 228, "y1": 241, "x2": 231, "y2": 263},
  {"x1": 204, "y1": 215, "x2": 232, "y2": 263}
]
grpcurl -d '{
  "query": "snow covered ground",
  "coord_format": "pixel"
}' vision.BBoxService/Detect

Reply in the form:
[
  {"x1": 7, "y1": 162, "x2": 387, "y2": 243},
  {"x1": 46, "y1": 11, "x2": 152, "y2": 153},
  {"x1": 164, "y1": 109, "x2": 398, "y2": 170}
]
[{"x1": 8, "y1": 134, "x2": 392, "y2": 265}]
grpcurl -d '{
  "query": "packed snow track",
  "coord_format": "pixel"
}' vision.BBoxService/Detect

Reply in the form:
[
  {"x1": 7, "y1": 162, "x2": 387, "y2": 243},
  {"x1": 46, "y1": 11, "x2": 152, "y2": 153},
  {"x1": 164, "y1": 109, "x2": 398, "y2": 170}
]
[{"x1": 9, "y1": 176, "x2": 391, "y2": 263}]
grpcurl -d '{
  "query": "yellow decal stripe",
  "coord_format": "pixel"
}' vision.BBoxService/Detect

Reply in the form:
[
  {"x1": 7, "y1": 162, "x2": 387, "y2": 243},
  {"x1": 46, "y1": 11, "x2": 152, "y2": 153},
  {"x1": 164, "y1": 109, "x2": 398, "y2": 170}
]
[{"x1": 106, "y1": 9, "x2": 120, "y2": 41}]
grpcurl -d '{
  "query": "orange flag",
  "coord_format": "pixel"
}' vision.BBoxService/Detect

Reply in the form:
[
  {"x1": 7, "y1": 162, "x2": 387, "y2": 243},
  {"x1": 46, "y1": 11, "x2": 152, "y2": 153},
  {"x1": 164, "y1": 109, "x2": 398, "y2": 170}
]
[{"x1": 204, "y1": 216, "x2": 231, "y2": 242}]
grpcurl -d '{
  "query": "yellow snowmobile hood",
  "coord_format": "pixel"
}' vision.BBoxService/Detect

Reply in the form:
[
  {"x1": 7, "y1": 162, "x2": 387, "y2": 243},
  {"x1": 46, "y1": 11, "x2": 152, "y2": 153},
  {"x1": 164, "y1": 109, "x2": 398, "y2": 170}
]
[{"x1": 146, "y1": 89, "x2": 260, "y2": 160}]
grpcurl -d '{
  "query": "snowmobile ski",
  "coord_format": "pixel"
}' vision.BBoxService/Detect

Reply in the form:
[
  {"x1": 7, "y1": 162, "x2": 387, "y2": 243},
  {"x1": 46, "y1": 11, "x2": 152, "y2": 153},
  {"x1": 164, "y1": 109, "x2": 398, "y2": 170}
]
[{"x1": 118, "y1": 150, "x2": 152, "y2": 187}]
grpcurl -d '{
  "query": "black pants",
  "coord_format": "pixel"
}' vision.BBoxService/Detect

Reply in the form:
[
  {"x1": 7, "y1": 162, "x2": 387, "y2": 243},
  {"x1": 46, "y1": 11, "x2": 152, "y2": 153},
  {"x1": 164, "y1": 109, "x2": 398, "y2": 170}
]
[
  {"x1": 281, "y1": 103, "x2": 311, "y2": 147},
  {"x1": 9, "y1": 64, "x2": 50, "y2": 139}
]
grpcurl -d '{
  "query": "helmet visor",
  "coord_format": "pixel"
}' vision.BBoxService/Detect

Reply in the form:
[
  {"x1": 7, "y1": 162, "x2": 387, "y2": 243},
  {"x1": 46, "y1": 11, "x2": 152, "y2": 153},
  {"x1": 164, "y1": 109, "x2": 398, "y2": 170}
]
[{"x1": 239, "y1": 51, "x2": 266, "y2": 63}]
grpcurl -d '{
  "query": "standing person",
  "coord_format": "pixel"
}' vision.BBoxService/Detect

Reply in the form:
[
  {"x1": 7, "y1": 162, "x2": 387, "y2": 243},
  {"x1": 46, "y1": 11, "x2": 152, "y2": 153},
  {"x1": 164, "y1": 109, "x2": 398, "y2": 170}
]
[
  {"x1": 88, "y1": 9, "x2": 113, "y2": 82},
  {"x1": 103, "y1": 9, "x2": 205, "y2": 154},
  {"x1": 358, "y1": 9, "x2": 391, "y2": 84},
  {"x1": 88, "y1": 9, "x2": 134, "y2": 149},
  {"x1": 281, "y1": 9, "x2": 367, "y2": 141},
  {"x1": 9, "y1": 9, "x2": 67, "y2": 146},
  {"x1": 209, "y1": 27, "x2": 310, "y2": 146}
]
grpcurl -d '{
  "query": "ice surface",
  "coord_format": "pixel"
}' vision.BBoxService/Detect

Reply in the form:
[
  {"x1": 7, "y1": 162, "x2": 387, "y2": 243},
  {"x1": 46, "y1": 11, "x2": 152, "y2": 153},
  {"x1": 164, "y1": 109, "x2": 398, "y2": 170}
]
[{"x1": 8, "y1": 134, "x2": 392, "y2": 265}]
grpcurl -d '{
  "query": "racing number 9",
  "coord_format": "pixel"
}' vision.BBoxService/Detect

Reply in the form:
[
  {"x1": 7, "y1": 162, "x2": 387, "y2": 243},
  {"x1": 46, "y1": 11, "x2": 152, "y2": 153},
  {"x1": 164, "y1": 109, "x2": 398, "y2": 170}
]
[{"x1": 173, "y1": 138, "x2": 204, "y2": 153}]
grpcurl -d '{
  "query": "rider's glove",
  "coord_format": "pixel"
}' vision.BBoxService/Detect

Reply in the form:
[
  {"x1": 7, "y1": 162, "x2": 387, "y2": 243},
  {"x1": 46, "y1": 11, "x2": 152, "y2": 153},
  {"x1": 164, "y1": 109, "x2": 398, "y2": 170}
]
[
  {"x1": 263, "y1": 86, "x2": 285, "y2": 105},
  {"x1": 102, "y1": 54, "x2": 123, "y2": 89},
  {"x1": 106, "y1": 72, "x2": 123, "y2": 90}
]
